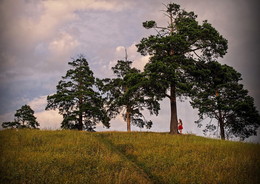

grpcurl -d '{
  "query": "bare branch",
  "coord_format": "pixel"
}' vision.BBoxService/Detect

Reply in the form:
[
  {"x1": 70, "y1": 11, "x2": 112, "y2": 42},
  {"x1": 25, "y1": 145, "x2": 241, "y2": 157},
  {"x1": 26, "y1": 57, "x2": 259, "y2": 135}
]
[
  {"x1": 162, "y1": 3, "x2": 168, "y2": 9},
  {"x1": 155, "y1": 26, "x2": 170, "y2": 30},
  {"x1": 163, "y1": 12, "x2": 171, "y2": 19},
  {"x1": 165, "y1": 93, "x2": 171, "y2": 99},
  {"x1": 193, "y1": 51, "x2": 202, "y2": 59}
]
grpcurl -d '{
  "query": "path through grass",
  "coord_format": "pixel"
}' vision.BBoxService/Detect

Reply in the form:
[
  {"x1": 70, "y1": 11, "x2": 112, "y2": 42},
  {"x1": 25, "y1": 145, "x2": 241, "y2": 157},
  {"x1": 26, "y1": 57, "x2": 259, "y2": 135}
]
[
  {"x1": 0, "y1": 130, "x2": 259, "y2": 184},
  {"x1": 0, "y1": 130, "x2": 151, "y2": 184}
]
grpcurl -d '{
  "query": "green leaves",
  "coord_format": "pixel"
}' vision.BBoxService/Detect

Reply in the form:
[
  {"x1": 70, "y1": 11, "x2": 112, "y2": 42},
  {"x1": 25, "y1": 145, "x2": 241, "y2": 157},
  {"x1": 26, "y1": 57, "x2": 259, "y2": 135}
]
[
  {"x1": 166, "y1": 3, "x2": 180, "y2": 14},
  {"x1": 143, "y1": 21, "x2": 156, "y2": 29}
]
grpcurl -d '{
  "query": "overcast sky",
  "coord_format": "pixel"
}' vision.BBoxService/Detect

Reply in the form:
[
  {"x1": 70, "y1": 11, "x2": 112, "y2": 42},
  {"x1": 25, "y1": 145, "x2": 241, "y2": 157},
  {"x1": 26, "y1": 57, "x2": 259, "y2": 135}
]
[{"x1": 0, "y1": 0, "x2": 259, "y2": 142}]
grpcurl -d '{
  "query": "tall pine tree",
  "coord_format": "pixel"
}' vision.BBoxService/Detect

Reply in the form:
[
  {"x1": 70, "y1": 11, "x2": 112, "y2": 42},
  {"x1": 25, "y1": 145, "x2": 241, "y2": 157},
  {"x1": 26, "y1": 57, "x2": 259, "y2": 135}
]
[
  {"x1": 190, "y1": 61, "x2": 260, "y2": 140},
  {"x1": 100, "y1": 51, "x2": 159, "y2": 131},
  {"x1": 46, "y1": 56, "x2": 110, "y2": 131},
  {"x1": 136, "y1": 3, "x2": 228, "y2": 134}
]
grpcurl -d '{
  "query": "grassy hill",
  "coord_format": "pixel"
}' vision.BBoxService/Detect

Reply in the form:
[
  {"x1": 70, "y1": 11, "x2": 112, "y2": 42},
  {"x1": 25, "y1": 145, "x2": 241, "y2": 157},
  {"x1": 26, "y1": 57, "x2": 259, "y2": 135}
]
[{"x1": 0, "y1": 130, "x2": 259, "y2": 184}]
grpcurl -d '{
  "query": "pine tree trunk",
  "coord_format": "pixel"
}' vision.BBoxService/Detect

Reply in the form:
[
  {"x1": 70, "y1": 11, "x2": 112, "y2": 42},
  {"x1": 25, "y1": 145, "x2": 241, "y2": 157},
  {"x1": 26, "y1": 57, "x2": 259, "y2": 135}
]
[
  {"x1": 78, "y1": 113, "x2": 83, "y2": 131},
  {"x1": 217, "y1": 103, "x2": 225, "y2": 140},
  {"x1": 169, "y1": 85, "x2": 178, "y2": 134},
  {"x1": 78, "y1": 92, "x2": 83, "y2": 131},
  {"x1": 126, "y1": 107, "x2": 131, "y2": 132},
  {"x1": 219, "y1": 119, "x2": 225, "y2": 140},
  {"x1": 169, "y1": 11, "x2": 177, "y2": 134},
  {"x1": 218, "y1": 111, "x2": 225, "y2": 140}
]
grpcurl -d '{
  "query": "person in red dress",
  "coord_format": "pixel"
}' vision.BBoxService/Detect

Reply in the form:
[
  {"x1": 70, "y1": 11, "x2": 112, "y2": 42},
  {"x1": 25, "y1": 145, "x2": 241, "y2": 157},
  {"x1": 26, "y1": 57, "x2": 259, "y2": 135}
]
[{"x1": 178, "y1": 119, "x2": 183, "y2": 134}]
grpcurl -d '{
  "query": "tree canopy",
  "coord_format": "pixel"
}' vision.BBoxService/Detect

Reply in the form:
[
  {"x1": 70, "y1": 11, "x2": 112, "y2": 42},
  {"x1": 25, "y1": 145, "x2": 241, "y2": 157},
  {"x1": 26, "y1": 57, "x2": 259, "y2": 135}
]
[
  {"x1": 2, "y1": 105, "x2": 39, "y2": 129},
  {"x1": 100, "y1": 56, "x2": 159, "y2": 131},
  {"x1": 136, "y1": 2, "x2": 228, "y2": 134},
  {"x1": 45, "y1": 56, "x2": 110, "y2": 131},
  {"x1": 190, "y1": 61, "x2": 260, "y2": 140}
]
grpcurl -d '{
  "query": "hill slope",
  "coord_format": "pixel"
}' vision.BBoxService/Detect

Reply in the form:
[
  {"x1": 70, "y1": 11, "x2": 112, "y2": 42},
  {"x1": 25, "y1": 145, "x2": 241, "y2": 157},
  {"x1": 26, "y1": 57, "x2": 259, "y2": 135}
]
[{"x1": 0, "y1": 130, "x2": 259, "y2": 184}]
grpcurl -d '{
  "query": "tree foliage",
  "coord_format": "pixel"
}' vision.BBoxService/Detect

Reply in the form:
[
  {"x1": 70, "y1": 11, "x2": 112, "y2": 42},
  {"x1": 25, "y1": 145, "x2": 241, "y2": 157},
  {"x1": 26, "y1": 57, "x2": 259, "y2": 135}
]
[
  {"x1": 46, "y1": 56, "x2": 110, "y2": 131},
  {"x1": 2, "y1": 105, "x2": 39, "y2": 129},
  {"x1": 136, "y1": 3, "x2": 228, "y2": 134},
  {"x1": 190, "y1": 61, "x2": 260, "y2": 140},
  {"x1": 100, "y1": 58, "x2": 160, "y2": 131}
]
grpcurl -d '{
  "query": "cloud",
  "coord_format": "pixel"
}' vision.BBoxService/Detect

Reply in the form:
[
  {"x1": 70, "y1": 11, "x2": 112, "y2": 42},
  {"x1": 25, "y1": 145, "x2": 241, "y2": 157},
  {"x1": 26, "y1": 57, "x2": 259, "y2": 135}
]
[
  {"x1": 0, "y1": 0, "x2": 134, "y2": 72},
  {"x1": 0, "y1": 0, "x2": 132, "y2": 45},
  {"x1": 28, "y1": 95, "x2": 48, "y2": 113},
  {"x1": 109, "y1": 43, "x2": 149, "y2": 73},
  {"x1": 35, "y1": 110, "x2": 62, "y2": 130},
  {"x1": 48, "y1": 32, "x2": 79, "y2": 54},
  {"x1": 23, "y1": 95, "x2": 62, "y2": 129}
]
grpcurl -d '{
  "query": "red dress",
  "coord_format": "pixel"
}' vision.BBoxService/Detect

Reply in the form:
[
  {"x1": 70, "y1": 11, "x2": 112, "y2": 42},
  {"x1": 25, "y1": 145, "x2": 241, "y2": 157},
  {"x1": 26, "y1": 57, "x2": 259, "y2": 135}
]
[{"x1": 178, "y1": 124, "x2": 183, "y2": 130}]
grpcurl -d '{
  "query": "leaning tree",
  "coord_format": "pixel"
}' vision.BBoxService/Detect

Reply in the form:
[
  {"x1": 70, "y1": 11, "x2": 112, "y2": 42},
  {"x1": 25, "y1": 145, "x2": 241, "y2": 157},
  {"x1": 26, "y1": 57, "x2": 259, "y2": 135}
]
[
  {"x1": 136, "y1": 3, "x2": 228, "y2": 134},
  {"x1": 2, "y1": 104, "x2": 39, "y2": 129},
  {"x1": 190, "y1": 61, "x2": 260, "y2": 140},
  {"x1": 46, "y1": 56, "x2": 110, "y2": 131},
  {"x1": 100, "y1": 53, "x2": 160, "y2": 131}
]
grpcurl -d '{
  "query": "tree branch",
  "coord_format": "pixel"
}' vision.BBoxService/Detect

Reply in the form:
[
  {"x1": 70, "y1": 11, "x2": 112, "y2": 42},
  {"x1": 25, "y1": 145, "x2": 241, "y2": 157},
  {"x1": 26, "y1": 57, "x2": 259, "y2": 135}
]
[
  {"x1": 193, "y1": 51, "x2": 202, "y2": 59},
  {"x1": 165, "y1": 93, "x2": 171, "y2": 99}
]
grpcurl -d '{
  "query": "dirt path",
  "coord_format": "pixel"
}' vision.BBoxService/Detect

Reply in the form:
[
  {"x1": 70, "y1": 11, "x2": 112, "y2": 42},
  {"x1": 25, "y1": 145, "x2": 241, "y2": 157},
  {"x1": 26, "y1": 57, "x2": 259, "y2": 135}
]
[{"x1": 95, "y1": 133, "x2": 161, "y2": 184}]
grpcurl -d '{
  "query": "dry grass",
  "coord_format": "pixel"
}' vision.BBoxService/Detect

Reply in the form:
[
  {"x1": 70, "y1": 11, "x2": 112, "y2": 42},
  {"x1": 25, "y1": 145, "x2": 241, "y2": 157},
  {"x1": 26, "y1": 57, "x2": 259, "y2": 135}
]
[
  {"x1": 0, "y1": 130, "x2": 259, "y2": 184},
  {"x1": 0, "y1": 130, "x2": 151, "y2": 184}
]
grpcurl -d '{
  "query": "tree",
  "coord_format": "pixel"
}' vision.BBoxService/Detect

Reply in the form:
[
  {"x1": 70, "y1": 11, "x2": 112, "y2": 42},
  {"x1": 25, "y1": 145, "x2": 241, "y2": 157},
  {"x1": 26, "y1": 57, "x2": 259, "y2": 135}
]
[
  {"x1": 2, "y1": 105, "x2": 39, "y2": 129},
  {"x1": 136, "y1": 3, "x2": 228, "y2": 134},
  {"x1": 190, "y1": 61, "x2": 260, "y2": 140},
  {"x1": 100, "y1": 54, "x2": 160, "y2": 131},
  {"x1": 45, "y1": 56, "x2": 110, "y2": 131}
]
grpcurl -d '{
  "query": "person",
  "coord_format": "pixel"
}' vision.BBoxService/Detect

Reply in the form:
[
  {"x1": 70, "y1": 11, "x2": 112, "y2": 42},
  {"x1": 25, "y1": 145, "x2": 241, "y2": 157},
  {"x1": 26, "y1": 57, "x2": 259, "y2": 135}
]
[{"x1": 178, "y1": 119, "x2": 183, "y2": 134}]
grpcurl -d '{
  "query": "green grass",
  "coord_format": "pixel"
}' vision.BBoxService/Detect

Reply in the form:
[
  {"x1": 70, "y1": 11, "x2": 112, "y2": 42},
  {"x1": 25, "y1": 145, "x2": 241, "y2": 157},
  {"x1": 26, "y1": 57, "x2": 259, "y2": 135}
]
[{"x1": 0, "y1": 130, "x2": 259, "y2": 184}]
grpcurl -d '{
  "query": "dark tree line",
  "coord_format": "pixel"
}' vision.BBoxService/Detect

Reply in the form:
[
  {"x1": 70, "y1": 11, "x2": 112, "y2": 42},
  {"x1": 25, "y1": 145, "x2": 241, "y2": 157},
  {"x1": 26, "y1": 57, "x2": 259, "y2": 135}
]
[{"x1": 2, "y1": 3, "x2": 259, "y2": 141}]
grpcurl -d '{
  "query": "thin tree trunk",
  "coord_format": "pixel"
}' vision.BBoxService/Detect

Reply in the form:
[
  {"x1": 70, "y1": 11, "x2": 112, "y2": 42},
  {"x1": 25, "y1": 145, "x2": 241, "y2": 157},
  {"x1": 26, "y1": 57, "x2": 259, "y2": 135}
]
[
  {"x1": 216, "y1": 93, "x2": 225, "y2": 140},
  {"x1": 124, "y1": 84, "x2": 131, "y2": 132},
  {"x1": 218, "y1": 110, "x2": 225, "y2": 140},
  {"x1": 78, "y1": 113, "x2": 83, "y2": 131},
  {"x1": 78, "y1": 78, "x2": 84, "y2": 131},
  {"x1": 126, "y1": 107, "x2": 131, "y2": 132},
  {"x1": 219, "y1": 119, "x2": 225, "y2": 140},
  {"x1": 169, "y1": 85, "x2": 178, "y2": 134},
  {"x1": 78, "y1": 91, "x2": 83, "y2": 131}
]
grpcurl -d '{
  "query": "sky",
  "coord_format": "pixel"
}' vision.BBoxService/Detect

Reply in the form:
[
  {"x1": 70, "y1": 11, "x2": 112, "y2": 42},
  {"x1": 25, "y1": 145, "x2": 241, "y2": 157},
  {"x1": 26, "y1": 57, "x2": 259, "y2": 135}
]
[{"x1": 0, "y1": 0, "x2": 259, "y2": 142}]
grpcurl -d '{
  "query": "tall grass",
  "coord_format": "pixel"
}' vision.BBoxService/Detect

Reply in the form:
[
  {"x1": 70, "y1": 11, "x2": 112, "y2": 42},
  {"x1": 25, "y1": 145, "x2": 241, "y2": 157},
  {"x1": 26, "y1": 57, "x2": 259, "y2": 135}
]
[
  {"x1": 0, "y1": 130, "x2": 259, "y2": 184},
  {"x1": 0, "y1": 130, "x2": 150, "y2": 184},
  {"x1": 102, "y1": 132, "x2": 260, "y2": 184}
]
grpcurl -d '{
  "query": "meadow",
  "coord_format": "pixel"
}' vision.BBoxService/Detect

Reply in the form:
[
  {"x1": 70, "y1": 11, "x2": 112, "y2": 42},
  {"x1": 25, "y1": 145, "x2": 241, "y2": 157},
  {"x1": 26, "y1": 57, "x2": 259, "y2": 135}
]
[{"x1": 0, "y1": 129, "x2": 259, "y2": 184}]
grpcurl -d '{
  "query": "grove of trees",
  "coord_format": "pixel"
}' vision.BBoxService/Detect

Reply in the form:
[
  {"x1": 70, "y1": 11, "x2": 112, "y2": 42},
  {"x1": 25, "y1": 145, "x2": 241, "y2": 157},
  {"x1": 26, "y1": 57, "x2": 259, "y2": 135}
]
[
  {"x1": 2, "y1": 3, "x2": 260, "y2": 140},
  {"x1": 136, "y1": 3, "x2": 228, "y2": 134}
]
